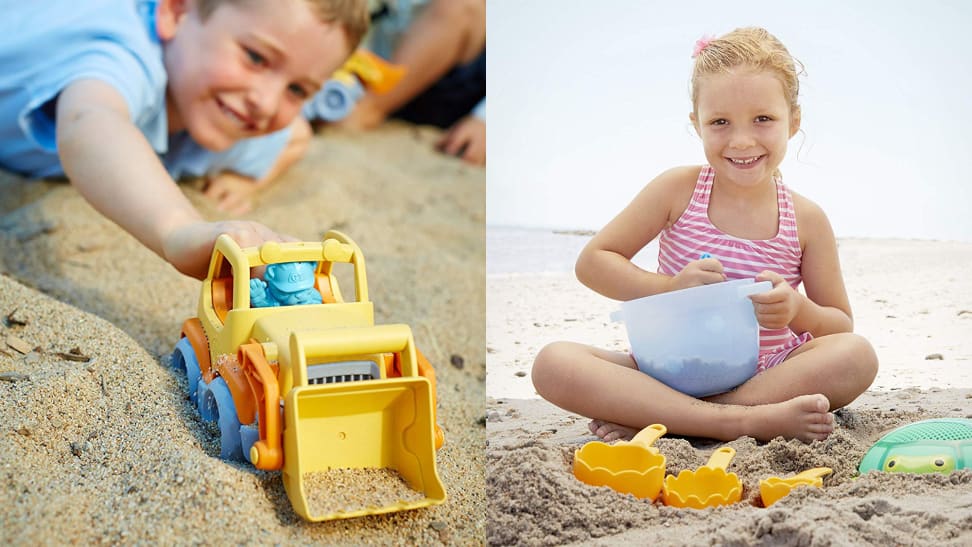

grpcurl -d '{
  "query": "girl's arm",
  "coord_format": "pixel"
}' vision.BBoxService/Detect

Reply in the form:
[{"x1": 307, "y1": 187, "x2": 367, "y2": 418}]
[
  {"x1": 576, "y1": 166, "x2": 725, "y2": 301},
  {"x1": 750, "y1": 195, "x2": 853, "y2": 336},
  {"x1": 56, "y1": 79, "x2": 293, "y2": 279}
]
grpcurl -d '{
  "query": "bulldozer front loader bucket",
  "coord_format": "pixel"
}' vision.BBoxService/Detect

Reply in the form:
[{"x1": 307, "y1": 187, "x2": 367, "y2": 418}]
[
  {"x1": 281, "y1": 326, "x2": 446, "y2": 521},
  {"x1": 283, "y1": 379, "x2": 445, "y2": 521}
]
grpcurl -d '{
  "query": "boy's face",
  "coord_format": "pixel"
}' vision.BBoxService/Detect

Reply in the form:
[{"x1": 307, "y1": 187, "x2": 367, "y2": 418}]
[
  {"x1": 158, "y1": 0, "x2": 349, "y2": 151},
  {"x1": 690, "y1": 68, "x2": 800, "y2": 189}
]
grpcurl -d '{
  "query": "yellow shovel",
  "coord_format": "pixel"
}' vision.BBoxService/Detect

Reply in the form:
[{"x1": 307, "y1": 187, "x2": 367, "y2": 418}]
[
  {"x1": 573, "y1": 424, "x2": 667, "y2": 500},
  {"x1": 661, "y1": 446, "x2": 741, "y2": 509},
  {"x1": 759, "y1": 467, "x2": 832, "y2": 507}
]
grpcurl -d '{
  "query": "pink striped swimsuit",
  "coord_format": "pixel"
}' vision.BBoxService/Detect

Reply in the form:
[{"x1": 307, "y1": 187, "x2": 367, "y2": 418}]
[{"x1": 657, "y1": 166, "x2": 812, "y2": 373}]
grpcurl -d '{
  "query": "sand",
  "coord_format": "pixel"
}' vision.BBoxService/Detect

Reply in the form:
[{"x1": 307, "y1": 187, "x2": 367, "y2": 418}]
[
  {"x1": 0, "y1": 122, "x2": 485, "y2": 545},
  {"x1": 486, "y1": 236, "x2": 972, "y2": 546}
]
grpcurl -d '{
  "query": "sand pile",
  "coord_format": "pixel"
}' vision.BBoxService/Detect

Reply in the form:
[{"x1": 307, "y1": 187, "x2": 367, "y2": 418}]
[
  {"x1": 486, "y1": 395, "x2": 972, "y2": 546},
  {"x1": 0, "y1": 123, "x2": 486, "y2": 544}
]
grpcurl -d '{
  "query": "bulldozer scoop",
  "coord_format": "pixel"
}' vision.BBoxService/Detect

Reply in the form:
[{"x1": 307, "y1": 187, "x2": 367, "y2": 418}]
[{"x1": 282, "y1": 376, "x2": 446, "y2": 521}]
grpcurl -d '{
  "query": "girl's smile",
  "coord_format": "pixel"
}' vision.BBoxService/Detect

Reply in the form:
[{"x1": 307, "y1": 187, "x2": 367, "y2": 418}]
[
  {"x1": 691, "y1": 68, "x2": 799, "y2": 188},
  {"x1": 727, "y1": 154, "x2": 766, "y2": 168}
]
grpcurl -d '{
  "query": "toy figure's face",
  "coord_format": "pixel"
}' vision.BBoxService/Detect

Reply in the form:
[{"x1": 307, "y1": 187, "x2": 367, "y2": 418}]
[
  {"x1": 691, "y1": 68, "x2": 799, "y2": 189},
  {"x1": 265, "y1": 262, "x2": 317, "y2": 293},
  {"x1": 157, "y1": 0, "x2": 349, "y2": 151}
]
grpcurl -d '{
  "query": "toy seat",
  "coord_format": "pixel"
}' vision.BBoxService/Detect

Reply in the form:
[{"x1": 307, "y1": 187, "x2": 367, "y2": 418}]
[
  {"x1": 315, "y1": 275, "x2": 338, "y2": 304},
  {"x1": 212, "y1": 277, "x2": 233, "y2": 323}
]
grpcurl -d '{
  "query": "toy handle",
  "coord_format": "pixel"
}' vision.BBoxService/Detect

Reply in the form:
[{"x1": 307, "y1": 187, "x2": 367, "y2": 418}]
[
  {"x1": 705, "y1": 446, "x2": 736, "y2": 471},
  {"x1": 629, "y1": 424, "x2": 667, "y2": 449},
  {"x1": 793, "y1": 467, "x2": 833, "y2": 482}
]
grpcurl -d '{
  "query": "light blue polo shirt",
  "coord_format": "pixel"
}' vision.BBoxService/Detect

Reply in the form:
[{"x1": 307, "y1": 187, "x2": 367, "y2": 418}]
[{"x1": 0, "y1": 0, "x2": 290, "y2": 180}]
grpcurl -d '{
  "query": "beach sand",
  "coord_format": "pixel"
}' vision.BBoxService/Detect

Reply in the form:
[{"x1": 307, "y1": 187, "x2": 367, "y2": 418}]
[
  {"x1": 0, "y1": 122, "x2": 485, "y2": 544},
  {"x1": 486, "y1": 236, "x2": 972, "y2": 546}
]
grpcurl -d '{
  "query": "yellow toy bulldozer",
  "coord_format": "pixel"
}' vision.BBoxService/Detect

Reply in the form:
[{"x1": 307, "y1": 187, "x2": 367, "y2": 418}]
[{"x1": 171, "y1": 231, "x2": 445, "y2": 521}]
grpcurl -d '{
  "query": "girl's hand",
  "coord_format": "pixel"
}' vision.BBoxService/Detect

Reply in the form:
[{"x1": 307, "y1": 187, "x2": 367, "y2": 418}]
[
  {"x1": 670, "y1": 256, "x2": 726, "y2": 291},
  {"x1": 749, "y1": 271, "x2": 803, "y2": 329}
]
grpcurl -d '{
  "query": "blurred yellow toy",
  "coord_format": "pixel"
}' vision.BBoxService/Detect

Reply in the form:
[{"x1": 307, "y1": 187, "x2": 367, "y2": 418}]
[
  {"x1": 171, "y1": 230, "x2": 445, "y2": 521},
  {"x1": 303, "y1": 49, "x2": 406, "y2": 121}
]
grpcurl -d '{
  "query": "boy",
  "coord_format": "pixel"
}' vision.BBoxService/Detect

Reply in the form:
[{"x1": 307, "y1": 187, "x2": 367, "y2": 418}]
[
  {"x1": 0, "y1": 0, "x2": 368, "y2": 279},
  {"x1": 330, "y1": 0, "x2": 486, "y2": 166}
]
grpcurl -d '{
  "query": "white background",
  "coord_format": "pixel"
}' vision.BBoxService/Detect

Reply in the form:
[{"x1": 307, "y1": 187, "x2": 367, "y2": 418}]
[{"x1": 487, "y1": 1, "x2": 972, "y2": 242}]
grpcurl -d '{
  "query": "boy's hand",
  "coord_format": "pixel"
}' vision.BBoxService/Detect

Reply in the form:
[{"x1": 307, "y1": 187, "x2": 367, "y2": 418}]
[
  {"x1": 203, "y1": 172, "x2": 260, "y2": 215},
  {"x1": 437, "y1": 115, "x2": 485, "y2": 165},
  {"x1": 670, "y1": 256, "x2": 726, "y2": 291},
  {"x1": 162, "y1": 220, "x2": 298, "y2": 279},
  {"x1": 201, "y1": 117, "x2": 312, "y2": 215},
  {"x1": 749, "y1": 271, "x2": 803, "y2": 329}
]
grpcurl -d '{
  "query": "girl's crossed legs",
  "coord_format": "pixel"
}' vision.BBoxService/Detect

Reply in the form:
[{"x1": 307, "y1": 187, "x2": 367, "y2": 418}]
[{"x1": 531, "y1": 332, "x2": 878, "y2": 442}]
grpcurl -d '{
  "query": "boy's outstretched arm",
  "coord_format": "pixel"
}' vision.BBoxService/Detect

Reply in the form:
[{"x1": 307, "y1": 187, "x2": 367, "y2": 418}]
[{"x1": 56, "y1": 78, "x2": 293, "y2": 279}]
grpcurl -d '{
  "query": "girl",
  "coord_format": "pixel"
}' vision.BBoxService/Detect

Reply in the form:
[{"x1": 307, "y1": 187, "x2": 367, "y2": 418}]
[{"x1": 531, "y1": 27, "x2": 878, "y2": 443}]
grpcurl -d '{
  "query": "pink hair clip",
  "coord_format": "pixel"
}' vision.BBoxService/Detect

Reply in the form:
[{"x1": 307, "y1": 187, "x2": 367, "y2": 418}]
[{"x1": 692, "y1": 34, "x2": 715, "y2": 58}]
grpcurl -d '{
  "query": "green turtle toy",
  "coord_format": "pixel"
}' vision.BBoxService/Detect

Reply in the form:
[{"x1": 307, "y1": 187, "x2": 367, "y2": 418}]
[{"x1": 859, "y1": 418, "x2": 972, "y2": 474}]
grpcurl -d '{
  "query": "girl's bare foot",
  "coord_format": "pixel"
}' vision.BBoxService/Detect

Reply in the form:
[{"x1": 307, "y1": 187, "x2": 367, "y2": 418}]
[
  {"x1": 739, "y1": 393, "x2": 834, "y2": 442},
  {"x1": 586, "y1": 394, "x2": 832, "y2": 443},
  {"x1": 589, "y1": 419, "x2": 640, "y2": 442}
]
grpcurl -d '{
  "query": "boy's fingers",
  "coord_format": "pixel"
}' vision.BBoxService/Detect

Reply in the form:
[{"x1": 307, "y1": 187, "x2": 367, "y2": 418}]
[
  {"x1": 218, "y1": 194, "x2": 252, "y2": 216},
  {"x1": 438, "y1": 131, "x2": 466, "y2": 156},
  {"x1": 461, "y1": 140, "x2": 485, "y2": 165}
]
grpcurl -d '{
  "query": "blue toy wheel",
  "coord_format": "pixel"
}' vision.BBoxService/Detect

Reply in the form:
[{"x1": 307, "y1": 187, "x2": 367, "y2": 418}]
[
  {"x1": 196, "y1": 379, "x2": 216, "y2": 422},
  {"x1": 240, "y1": 423, "x2": 260, "y2": 464},
  {"x1": 171, "y1": 337, "x2": 202, "y2": 400},
  {"x1": 199, "y1": 377, "x2": 244, "y2": 461}
]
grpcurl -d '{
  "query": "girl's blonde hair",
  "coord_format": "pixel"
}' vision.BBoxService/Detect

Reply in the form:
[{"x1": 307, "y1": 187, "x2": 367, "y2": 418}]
[
  {"x1": 196, "y1": 0, "x2": 370, "y2": 50},
  {"x1": 691, "y1": 27, "x2": 803, "y2": 118}
]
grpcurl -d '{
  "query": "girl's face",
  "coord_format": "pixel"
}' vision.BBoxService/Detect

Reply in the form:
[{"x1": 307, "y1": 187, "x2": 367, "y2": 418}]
[
  {"x1": 159, "y1": 0, "x2": 349, "y2": 151},
  {"x1": 691, "y1": 68, "x2": 799, "y2": 188}
]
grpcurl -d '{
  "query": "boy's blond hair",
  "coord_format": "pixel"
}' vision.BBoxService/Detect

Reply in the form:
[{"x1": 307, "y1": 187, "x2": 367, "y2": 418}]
[
  {"x1": 691, "y1": 27, "x2": 803, "y2": 119},
  {"x1": 196, "y1": 0, "x2": 370, "y2": 50}
]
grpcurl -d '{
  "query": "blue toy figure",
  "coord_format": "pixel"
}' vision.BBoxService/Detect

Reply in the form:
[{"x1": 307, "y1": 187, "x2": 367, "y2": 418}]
[{"x1": 250, "y1": 262, "x2": 323, "y2": 307}]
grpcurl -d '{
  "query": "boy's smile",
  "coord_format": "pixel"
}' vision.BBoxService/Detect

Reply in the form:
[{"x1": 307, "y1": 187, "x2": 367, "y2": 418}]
[
  {"x1": 691, "y1": 68, "x2": 799, "y2": 188},
  {"x1": 158, "y1": 0, "x2": 350, "y2": 151}
]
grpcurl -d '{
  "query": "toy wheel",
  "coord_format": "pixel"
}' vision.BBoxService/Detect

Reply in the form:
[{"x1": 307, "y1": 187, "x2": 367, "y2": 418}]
[
  {"x1": 201, "y1": 377, "x2": 244, "y2": 461},
  {"x1": 171, "y1": 337, "x2": 202, "y2": 400},
  {"x1": 240, "y1": 423, "x2": 260, "y2": 464},
  {"x1": 196, "y1": 379, "x2": 216, "y2": 422}
]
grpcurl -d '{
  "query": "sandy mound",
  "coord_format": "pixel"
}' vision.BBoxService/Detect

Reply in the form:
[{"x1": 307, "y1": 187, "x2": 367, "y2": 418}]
[
  {"x1": 486, "y1": 395, "x2": 972, "y2": 546},
  {"x1": 0, "y1": 123, "x2": 485, "y2": 544}
]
